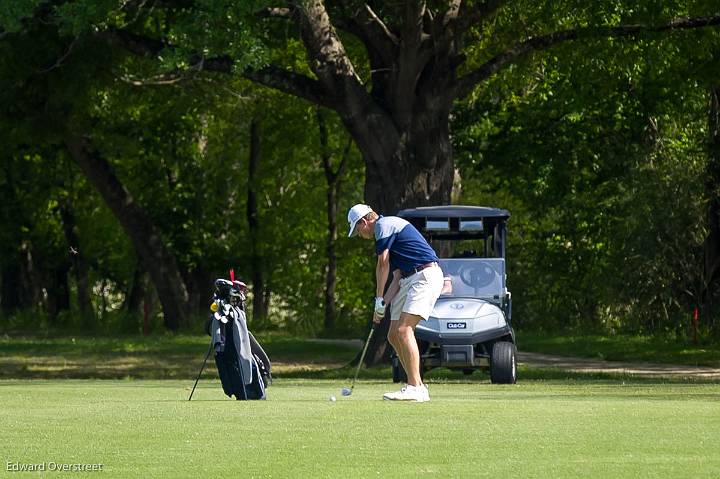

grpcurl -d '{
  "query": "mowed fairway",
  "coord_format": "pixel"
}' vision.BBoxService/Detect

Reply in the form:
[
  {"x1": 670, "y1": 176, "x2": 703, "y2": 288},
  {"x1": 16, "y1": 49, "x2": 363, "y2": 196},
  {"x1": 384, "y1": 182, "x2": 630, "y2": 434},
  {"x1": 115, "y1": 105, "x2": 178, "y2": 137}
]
[{"x1": 1, "y1": 379, "x2": 719, "y2": 478}]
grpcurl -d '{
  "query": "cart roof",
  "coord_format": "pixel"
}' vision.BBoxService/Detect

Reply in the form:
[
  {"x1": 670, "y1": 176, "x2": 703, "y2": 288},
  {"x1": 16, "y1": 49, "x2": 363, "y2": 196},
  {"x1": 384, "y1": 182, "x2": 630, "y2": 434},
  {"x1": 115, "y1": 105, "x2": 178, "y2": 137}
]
[
  {"x1": 396, "y1": 205, "x2": 509, "y2": 241},
  {"x1": 397, "y1": 205, "x2": 510, "y2": 220}
]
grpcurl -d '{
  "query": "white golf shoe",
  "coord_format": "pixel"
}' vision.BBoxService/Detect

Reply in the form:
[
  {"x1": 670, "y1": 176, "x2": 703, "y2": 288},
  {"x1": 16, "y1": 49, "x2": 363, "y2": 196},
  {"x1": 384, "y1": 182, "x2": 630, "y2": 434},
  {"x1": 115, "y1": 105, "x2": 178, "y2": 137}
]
[{"x1": 382, "y1": 383, "x2": 429, "y2": 402}]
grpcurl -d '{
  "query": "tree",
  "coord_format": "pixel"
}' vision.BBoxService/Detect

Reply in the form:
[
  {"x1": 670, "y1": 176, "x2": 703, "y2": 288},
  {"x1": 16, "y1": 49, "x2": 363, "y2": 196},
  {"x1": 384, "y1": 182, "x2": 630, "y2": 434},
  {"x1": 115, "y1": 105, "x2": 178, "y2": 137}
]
[
  {"x1": 453, "y1": 21, "x2": 719, "y2": 334},
  {"x1": 704, "y1": 86, "x2": 720, "y2": 334},
  {"x1": 65, "y1": 136, "x2": 192, "y2": 330},
  {"x1": 317, "y1": 107, "x2": 351, "y2": 332},
  {"x1": 0, "y1": 13, "x2": 240, "y2": 330},
  {"x1": 81, "y1": 2, "x2": 720, "y2": 213},
  {"x1": 5, "y1": 1, "x2": 720, "y2": 339},
  {"x1": 63, "y1": 0, "x2": 719, "y2": 355}
]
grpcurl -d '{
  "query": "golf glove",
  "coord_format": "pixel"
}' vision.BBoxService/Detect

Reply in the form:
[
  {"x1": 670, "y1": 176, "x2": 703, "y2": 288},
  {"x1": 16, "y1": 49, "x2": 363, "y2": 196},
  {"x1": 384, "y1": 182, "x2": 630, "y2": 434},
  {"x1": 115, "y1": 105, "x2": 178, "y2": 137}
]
[{"x1": 374, "y1": 297, "x2": 386, "y2": 316}]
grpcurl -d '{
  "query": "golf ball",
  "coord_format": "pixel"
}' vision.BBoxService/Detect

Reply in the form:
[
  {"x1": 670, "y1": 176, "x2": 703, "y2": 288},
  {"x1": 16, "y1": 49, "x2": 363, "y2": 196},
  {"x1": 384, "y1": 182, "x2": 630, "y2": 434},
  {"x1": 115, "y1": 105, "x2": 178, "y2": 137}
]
[
  {"x1": 329, "y1": 396, "x2": 336, "y2": 402},
  {"x1": 341, "y1": 387, "x2": 351, "y2": 396}
]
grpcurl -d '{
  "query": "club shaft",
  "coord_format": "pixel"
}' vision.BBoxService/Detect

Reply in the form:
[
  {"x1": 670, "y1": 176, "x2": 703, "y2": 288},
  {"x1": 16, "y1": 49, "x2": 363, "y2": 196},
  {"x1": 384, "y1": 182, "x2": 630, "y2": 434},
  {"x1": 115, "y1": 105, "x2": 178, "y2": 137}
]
[{"x1": 350, "y1": 326, "x2": 375, "y2": 390}]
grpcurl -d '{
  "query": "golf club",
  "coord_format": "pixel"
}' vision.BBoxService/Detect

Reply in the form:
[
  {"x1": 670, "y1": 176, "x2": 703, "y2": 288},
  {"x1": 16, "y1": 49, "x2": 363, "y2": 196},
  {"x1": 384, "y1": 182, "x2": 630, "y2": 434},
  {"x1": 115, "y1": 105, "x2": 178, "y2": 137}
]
[
  {"x1": 342, "y1": 324, "x2": 376, "y2": 396},
  {"x1": 188, "y1": 339, "x2": 213, "y2": 401}
]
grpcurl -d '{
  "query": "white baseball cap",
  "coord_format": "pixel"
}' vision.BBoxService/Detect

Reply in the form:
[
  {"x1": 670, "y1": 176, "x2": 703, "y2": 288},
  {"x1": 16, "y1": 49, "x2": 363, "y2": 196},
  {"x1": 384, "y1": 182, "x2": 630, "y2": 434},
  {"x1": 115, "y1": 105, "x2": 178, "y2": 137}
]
[{"x1": 347, "y1": 204, "x2": 373, "y2": 237}]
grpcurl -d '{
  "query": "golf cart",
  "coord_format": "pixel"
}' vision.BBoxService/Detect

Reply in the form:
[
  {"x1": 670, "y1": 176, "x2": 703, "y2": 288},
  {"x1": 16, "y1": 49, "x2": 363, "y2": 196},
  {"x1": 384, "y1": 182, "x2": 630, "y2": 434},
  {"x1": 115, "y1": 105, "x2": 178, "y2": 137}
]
[{"x1": 393, "y1": 205, "x2": 517, "y2": 384}]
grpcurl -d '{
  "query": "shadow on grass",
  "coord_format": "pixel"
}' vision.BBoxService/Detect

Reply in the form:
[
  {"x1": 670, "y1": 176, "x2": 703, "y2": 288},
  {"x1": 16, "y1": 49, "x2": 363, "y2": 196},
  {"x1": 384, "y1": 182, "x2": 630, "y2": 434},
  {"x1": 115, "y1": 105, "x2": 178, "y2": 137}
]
[
  {"x1": 2, "y1": 333, "x2": 718, "y2": 384},
  {"x1": 0, "y1": 333, "x2": 361, "y2": 380},
  {"x1": 519, "y1": 331, "x2": 720, "y2": 367}
]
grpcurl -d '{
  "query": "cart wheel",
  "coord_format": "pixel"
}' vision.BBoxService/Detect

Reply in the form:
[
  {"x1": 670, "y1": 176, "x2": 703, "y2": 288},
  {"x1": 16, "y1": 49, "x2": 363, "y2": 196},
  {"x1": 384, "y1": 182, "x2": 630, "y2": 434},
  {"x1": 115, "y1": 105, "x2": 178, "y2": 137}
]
[
  {"x1": 391, "y1": 357, "x2": 407, "y2": 383},
  {"x1": 490, "y1": 341, "x2": 517, "y2": 384}
]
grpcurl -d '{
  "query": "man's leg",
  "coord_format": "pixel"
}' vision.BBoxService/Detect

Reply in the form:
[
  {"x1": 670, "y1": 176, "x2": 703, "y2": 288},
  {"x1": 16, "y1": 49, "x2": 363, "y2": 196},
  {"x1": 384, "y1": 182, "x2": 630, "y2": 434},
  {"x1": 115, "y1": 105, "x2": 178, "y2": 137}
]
[
  {"x1": 383, "y1": 312, "x2": 428, "y2": 401},
  {"x1": 388, "y1": 320, "x2": 410, "y2": 383},
  {"x1": 387, "y1": 279, "x2": 411, "y2": 383},
  {"x1": 394, "y1": 312, "x2": 422, "y2": 386}
]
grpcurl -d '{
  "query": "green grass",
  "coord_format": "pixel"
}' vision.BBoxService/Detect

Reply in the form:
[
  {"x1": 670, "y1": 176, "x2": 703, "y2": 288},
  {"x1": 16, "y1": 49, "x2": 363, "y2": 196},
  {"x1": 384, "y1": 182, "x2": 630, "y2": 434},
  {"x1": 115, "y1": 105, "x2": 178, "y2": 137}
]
[
  {"x1": 2, "y1": 334, "x2": 719, "y2": 476},
  {"x1": 519, "y1": 332, "x2": 720, "y2": 367},
  {"x1": 1, "y1": 379, "x2": 719, "y2": 478}
]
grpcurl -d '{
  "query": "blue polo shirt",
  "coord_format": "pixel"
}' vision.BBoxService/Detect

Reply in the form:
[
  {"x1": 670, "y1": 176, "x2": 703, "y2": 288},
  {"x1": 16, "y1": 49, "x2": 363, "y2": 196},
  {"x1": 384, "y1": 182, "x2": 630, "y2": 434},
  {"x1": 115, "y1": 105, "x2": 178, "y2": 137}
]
[{"x1": 374, "y1": 216, "x2": 439, "y2": 274}]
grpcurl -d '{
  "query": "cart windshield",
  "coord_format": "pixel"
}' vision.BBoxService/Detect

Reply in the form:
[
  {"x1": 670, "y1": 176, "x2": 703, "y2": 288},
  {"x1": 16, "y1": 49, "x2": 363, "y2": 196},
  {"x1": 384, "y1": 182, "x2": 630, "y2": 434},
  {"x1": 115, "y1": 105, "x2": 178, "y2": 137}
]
[{"x1": 438, "y1": 258, "x2": 505, "y2": 300}]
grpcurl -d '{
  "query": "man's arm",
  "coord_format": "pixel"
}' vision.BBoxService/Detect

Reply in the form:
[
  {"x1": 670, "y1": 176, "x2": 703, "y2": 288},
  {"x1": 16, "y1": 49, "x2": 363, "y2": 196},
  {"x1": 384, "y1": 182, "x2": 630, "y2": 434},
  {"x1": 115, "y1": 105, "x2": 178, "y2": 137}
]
[
  {"x1": 384, "y1": 270, "x2": 401, "y2": 305},
  {"x1": 376, "y1": 249, "x2": 390, "y2": 298},
  {"x1": 373, "y1": 249, "x2": 391, "y2": 323}
]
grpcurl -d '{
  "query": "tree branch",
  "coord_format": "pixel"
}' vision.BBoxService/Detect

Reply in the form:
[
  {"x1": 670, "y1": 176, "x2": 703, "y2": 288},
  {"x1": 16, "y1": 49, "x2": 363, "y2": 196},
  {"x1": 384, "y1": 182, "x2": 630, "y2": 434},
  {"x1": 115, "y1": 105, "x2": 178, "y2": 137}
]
[
  {"x1": 456, "y1": 15, "x2": 720, "y2": 100},
  {"x1": 293, "y1": 1, "x2": 369, "y2": 104},
  {"x1": 416, "y1": 0, "x2": 506, "y2": 93},
  {"x1": 393, "y1": 1, "x2": 426, "y2": 128},
  {"x1": 335, "y1": 4, "x2": 399, "y2": 68},
  {"x1": 100, "y1": 27, "x2": 334, "y2": 107},
  {"x1": 105, "y1": 3, "x2": 390, "y2": 141},
  {"x1": 242, "y1": 65, "x2": 336, "y2": 108}
]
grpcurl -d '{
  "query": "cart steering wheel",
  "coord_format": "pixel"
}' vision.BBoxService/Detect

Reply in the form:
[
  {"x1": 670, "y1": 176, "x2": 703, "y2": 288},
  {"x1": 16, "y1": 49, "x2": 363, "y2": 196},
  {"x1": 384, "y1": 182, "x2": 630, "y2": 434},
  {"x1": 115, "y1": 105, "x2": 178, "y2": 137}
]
[{"x1": 458, "y1": 264, "x2": 497, "y2": 291}]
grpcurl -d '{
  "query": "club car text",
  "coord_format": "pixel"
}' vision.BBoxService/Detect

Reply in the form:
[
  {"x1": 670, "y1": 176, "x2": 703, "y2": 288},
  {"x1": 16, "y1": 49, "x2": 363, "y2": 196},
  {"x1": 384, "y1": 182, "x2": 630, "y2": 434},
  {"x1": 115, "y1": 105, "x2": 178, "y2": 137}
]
[{"x1": 446, "y1": 322, "x2": 467, "y2": 329}]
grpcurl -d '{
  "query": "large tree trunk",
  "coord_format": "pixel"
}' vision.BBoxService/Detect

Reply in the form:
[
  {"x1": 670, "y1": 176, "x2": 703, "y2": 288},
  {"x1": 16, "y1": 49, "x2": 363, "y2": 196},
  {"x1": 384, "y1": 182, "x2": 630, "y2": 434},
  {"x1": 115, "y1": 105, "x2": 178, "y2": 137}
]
[
  {"x1": 65, "y1": 135, "x2": 191, "y2": 330},
  {"x1": 704, "y1": 86, "x2": 720, "y2": 335},
  {"x1": 349, "y1": 109, "x2": 455, "y2": 214}
]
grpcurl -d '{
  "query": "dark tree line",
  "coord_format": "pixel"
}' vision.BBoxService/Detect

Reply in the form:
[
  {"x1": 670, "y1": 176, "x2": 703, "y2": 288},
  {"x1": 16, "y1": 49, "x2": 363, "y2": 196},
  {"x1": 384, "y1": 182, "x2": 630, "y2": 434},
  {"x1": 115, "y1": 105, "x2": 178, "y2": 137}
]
[{"x1": 2, "y1": 2, "x2": 720, "y2": 350}]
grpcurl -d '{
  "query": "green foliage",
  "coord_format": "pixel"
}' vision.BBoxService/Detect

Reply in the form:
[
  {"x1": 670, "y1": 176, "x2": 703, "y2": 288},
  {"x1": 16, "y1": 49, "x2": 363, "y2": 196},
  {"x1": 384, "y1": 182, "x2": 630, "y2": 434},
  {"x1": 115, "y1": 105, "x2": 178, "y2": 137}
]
[
  {"x1": 0, "y1": 2, "x2": 374, "y2": 334},
  {"x1": 455, "y1": 18, "x2": 720, "y2": 334},
  {"x1": 0, "y1": 1, "x2": 44, "y2": 33},
  {"x1": 3, "y1": 0, "x2": 720, "y2": 338}
]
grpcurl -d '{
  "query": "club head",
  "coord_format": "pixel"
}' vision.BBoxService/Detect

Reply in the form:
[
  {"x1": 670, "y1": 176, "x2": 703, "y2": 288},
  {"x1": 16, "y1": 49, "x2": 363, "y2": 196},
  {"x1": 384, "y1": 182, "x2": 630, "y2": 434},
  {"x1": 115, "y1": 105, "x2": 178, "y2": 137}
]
[{"x1": 341, "y1": 387, "x2": 352, "y2": 396}]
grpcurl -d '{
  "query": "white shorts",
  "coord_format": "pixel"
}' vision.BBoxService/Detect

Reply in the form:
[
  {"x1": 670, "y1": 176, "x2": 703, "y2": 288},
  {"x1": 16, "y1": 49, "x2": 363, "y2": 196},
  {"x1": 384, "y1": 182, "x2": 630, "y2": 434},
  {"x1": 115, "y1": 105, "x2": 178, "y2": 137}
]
[{"x1": 390, "y1": 265, "x2": 444, "y2": 321}]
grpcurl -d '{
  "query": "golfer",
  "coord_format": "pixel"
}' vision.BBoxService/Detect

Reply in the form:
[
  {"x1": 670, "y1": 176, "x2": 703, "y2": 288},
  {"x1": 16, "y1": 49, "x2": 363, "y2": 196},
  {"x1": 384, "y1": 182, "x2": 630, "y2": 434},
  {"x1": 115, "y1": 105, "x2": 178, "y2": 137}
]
[{"x1": 347, "y1": 204, "x2": 444, "y2": 402}]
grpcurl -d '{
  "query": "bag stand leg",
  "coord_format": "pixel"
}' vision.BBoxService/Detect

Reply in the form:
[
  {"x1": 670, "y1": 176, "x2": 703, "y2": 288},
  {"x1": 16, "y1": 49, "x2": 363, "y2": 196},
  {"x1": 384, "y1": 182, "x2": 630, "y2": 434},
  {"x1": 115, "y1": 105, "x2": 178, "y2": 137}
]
[{"x1": 188, "y1": 339, "x2": 213, "y2": 401}]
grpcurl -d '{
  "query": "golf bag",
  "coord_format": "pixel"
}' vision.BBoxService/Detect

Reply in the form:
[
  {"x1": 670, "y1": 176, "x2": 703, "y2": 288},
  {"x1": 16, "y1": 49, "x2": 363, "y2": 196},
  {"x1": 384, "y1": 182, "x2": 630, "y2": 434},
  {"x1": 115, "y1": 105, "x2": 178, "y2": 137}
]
[{"x1": 205, "y1": 279, "x2": 272, "y2": 400}]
